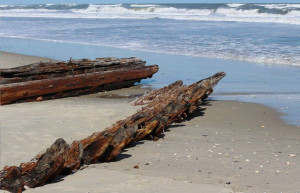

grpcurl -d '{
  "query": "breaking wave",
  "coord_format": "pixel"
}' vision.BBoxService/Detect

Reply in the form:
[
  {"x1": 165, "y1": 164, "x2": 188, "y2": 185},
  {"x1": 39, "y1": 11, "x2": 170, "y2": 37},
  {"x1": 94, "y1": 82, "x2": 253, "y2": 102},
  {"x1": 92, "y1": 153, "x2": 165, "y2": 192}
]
[{"x1": 0, "y1": 3, "x2": 300, "y2": 25}]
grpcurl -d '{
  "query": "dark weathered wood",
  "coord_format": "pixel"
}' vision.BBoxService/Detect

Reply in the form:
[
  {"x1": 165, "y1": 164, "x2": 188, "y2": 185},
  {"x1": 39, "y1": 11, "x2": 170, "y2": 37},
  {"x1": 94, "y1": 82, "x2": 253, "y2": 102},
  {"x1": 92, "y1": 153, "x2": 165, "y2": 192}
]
[
  {"x1": 0, "y1": 57, "x2": 146, "y2": 80},
  {"x1": 0, "y1": 72, "x2": 225, "y2": 193},
  {"x1": 62, "y1": 141, "x2": 83, "y2": 174},
  {"x1": 0, "y1": 166, "x2": 23, "y2": 193},
  {"x1": 0, "y1": 57, "x2": 158, "y2": 105},
  {"x1": 0, "y1": 65, "x2": 158, "y2": 105},
  {"x1": 21, "y1": 139, "x2": 70, "y2": 188},
  {"x1": 11, "y1": 79, "x2": 142, "y2": 105}
]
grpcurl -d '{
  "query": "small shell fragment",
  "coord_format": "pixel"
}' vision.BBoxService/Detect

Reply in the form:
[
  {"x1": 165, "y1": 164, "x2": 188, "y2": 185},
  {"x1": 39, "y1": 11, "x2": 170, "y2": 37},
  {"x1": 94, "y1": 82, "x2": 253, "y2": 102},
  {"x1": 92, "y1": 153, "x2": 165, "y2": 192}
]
[
  {"x1": 285, "y1": 162, "x2": 290, "y2": 166},
  {"x1": 36, "y1": 96, "x2": 43, "y2": 101}
]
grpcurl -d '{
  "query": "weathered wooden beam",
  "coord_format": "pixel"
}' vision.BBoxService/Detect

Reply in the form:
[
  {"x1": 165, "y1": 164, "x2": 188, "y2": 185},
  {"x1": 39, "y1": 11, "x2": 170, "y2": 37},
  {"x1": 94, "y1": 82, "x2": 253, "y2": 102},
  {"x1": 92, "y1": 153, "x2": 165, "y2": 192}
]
[
  {"x1": 0, "y1": 166, "x2": 23, "y2": 193},
  {"x1": 0, "y1": 72, "x2": 226, "y2": 193},
  {"x1": 0, "y1": 65, "x2": 158, "y2": 105},
  {"x1": 0, "y1": 57, "x2": 146, "y2": 79}
]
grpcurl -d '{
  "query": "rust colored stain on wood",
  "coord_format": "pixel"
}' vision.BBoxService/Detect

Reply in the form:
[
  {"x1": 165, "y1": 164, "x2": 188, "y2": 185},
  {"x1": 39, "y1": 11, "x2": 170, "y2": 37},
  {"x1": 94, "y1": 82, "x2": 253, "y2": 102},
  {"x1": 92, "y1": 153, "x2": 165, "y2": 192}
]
[
  {"x1": 0, "y1": 72, "x2": 225, "y2": 193},
  {"x1": 0, "y1": 57, "x2": 158, "y2": 105}
]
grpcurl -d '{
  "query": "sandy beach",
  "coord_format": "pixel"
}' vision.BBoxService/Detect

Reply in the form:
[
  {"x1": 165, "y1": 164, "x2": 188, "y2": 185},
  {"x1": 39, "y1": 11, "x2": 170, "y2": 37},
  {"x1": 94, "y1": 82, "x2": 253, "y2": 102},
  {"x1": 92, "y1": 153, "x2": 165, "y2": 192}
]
[
  {"x1": 0, "y1": 51, "x2": 299, "y2": 193},
  {"x1": 0, "y1": 51, "x2": 56, "y2": 68}
]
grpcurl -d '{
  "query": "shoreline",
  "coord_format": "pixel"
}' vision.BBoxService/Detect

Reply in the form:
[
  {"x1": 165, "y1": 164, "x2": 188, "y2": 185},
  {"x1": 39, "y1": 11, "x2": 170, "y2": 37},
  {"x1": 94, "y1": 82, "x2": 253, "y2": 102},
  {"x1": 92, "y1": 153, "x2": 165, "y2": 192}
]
[
  {"x1": 1, "y1": 50, "x2": 299, "y2": 126},
  {"x1": 2, "y1": 36, "x2": 300, "y2": 68},
  {"x1": 0, "y1": 51, "x2": 300, "y2": 192},
  {"x1": 0, "y1": 50, "x2": 298, "y2": 129}
]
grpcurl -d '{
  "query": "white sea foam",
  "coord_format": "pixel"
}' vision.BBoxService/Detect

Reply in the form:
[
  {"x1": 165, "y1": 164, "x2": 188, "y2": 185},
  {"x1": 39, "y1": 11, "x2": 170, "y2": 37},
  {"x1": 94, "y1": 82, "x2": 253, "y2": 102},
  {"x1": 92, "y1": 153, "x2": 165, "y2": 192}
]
[
  {"x1": 216, "y1": 8, "x2": 259, "y2": 16},
  {"x1": 130, "y1": 4, "x2": 159, "y2": 8},
  {"x1": 262, "y1": 4, "x2": 300, "y2": 9},
  {"x1": 288, "y1": 10, "x2": 300, "y2": 16},
  {"x1": 227, "y1": 3, "x2": 244, "y2": 8},
  {"x1": 1, "y1": 35, "x2": 299, "y2": 67},
  {"x1": 261, "y1": 4, "x2": 287, "y2": 9},
  {"x1": 0, "y1": 4, "x2": 300, "y2": 25}
]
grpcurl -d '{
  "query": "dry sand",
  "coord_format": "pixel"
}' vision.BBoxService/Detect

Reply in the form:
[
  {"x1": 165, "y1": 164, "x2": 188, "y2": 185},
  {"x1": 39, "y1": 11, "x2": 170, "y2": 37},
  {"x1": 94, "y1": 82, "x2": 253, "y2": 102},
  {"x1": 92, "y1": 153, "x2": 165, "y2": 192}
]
[
  {"x1": 0, "y1": 52, "x2": 299, "y2": 193},
  {"x1": 0, "y1": 51, "x2": 57, "y2": 68}
]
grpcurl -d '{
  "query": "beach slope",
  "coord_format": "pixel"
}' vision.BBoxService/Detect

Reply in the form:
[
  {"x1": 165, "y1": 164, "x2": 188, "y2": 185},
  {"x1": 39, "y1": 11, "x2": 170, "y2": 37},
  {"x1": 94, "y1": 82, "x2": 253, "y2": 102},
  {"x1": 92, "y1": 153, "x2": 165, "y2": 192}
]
[{"x1": 0, "y1": 52, "x2": 299, "y2": 193}]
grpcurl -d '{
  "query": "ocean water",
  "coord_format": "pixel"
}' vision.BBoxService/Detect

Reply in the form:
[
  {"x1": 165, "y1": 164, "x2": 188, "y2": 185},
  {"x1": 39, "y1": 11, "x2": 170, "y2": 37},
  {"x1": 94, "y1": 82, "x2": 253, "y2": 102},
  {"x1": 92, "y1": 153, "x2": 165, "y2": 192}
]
[
  {"x1": 1, "y1": 3, "x2": 300, "y2": 66},
  {"x1": 0, "y1": 3, "x2": 300, "y2": 125}
]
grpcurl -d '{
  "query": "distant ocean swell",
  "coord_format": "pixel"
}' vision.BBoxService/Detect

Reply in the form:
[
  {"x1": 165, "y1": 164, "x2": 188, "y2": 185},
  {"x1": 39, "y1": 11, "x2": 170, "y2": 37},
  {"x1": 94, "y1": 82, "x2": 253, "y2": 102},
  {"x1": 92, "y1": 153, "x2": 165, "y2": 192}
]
[
  {"x1": 1, "y1": 3, "x2": 300, "y2": 67},
  {"x1": 0, "y1": 3, "x2": 300, "y2": 25}
]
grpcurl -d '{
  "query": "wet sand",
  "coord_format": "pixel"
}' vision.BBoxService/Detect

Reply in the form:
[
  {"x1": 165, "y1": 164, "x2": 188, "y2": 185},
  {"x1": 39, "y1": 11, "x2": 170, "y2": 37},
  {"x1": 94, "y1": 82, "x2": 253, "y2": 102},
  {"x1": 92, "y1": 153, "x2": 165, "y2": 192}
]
[{"x1": 0, "y1": 52, "x2": 299, "y2": 193}]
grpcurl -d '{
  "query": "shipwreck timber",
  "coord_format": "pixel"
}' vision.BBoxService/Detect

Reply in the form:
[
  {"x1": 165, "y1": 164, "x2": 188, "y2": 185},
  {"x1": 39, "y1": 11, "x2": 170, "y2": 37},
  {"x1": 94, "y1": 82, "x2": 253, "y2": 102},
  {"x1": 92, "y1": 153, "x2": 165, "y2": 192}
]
[
  {"x1": 0, "y1": 57, "x2": 158, "y2": 105},
  {"x1": 0, "y1": 72, "x2": 226, "y2": 193}
]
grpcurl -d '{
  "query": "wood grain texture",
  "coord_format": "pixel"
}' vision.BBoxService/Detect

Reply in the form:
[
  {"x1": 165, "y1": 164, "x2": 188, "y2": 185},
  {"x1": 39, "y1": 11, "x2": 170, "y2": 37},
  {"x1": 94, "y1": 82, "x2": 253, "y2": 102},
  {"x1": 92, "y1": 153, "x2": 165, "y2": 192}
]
[
  {"x1": 0, "y1": 57, "x2": 158, "y2": 105},
  {"x1": 0, "y1": 72, "x2": 225, "y2": 193}
]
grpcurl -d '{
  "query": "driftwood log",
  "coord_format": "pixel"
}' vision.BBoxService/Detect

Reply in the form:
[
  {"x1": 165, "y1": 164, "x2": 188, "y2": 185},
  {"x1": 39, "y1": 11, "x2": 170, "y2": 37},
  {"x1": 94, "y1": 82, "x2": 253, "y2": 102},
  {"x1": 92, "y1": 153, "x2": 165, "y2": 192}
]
[
  {"x1": 0, "y1": 72, "x2": 225, "y2": 193},
  {"x1": 0, "y1": 57, "x2": 158, "y2": 105}
]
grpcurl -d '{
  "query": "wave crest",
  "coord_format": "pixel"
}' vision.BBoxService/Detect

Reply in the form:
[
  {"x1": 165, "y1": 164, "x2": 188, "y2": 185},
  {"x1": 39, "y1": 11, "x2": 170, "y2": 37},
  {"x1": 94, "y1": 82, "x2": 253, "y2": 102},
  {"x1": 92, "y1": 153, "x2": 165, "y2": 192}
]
[{"x1": 0, "y1": 3, "x2": 299, "y2": 25}]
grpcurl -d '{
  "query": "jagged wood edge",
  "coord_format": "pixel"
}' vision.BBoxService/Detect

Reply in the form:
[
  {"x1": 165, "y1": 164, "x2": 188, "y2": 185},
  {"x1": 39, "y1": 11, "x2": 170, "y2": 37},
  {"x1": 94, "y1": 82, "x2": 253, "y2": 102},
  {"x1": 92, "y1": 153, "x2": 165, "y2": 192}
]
[{"x1": 0, "y1": 72, "x2": 226, "y2": 193}]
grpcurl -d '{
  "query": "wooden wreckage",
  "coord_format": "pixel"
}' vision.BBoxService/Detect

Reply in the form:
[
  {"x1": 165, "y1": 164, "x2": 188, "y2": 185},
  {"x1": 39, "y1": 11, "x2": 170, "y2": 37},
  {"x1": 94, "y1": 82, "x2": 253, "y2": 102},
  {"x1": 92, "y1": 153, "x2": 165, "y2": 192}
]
[
  {"x1": 0, "y1": 57, "x2": 158, "y2": 105},
  {"x1": 0, "y1": 71, "x2": 226, "y2": 193}
]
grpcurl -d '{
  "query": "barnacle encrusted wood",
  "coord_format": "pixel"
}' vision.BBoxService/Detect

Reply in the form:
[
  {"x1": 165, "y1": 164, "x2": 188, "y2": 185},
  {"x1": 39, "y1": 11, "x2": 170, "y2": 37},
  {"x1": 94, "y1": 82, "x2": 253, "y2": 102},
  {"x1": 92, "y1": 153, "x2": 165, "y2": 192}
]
[
  {"x1": 0, "y1": 57, "x2": 158, "y2": 105},
  {"x1": 0, "y1": 72, "x2": 225, "y2": 193}
]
